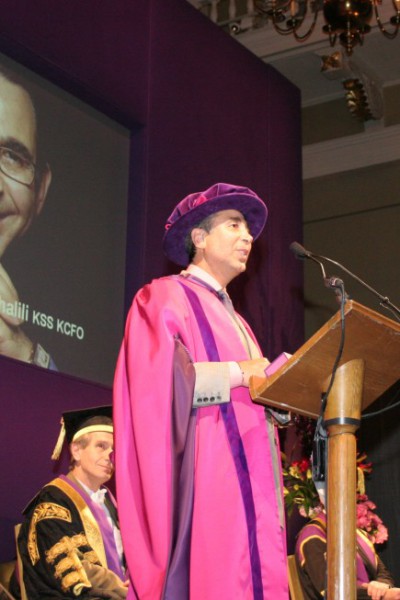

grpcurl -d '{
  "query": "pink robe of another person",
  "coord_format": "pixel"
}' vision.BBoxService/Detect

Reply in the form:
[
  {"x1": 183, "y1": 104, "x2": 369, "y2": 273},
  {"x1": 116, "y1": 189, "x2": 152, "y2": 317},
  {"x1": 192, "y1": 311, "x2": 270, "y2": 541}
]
[{"x1": 114, "y1": 275, "x2": 289, "y2": 600}]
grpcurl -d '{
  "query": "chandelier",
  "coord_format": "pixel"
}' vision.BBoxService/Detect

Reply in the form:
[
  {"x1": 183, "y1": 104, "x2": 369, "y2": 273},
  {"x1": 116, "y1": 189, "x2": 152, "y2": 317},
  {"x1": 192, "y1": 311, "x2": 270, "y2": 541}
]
[{"x1": 253, "y1": 0, "x2": 400, "y2": 55}]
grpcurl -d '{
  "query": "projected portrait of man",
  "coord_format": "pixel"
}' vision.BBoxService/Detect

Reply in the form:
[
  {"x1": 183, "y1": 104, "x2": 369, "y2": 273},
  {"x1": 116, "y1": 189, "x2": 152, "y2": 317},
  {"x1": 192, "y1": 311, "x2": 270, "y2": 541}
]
[{"x1": 0, "y1": 66, "x2": 53, "y2": 367}]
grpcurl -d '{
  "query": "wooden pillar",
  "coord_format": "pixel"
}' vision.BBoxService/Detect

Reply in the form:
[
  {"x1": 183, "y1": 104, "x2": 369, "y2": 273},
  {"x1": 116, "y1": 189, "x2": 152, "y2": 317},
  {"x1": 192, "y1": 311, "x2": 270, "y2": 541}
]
[{"x1": 323, "y1": 358, "x2": 365, "y2": 600}]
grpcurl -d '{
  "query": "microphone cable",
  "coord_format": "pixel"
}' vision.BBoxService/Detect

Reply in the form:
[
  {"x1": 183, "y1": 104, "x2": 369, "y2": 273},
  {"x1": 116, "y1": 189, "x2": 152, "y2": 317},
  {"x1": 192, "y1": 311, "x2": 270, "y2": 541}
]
[
  {"x1": 361, "y1": 383, "x2": 400, "y2": 420},
  {"x1": 312, "y1": 279, "x2": 347, "y2": 482}
]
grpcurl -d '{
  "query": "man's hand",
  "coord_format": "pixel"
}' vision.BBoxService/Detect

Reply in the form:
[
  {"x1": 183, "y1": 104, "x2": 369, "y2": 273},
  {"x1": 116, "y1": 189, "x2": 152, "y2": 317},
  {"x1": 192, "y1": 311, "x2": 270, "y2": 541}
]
[
  {"x1": 238, "y1": 358, "x2": 270, "y2": 387},
  {"x1": 0, "y1": 262, "x2": 33, "y2": 361},
  {"x1": 83, "y1": 560, "x2": 128, "y2": 599},
  {"x1": 362, "y1": 581, "x2": 400, "y2": 599}
]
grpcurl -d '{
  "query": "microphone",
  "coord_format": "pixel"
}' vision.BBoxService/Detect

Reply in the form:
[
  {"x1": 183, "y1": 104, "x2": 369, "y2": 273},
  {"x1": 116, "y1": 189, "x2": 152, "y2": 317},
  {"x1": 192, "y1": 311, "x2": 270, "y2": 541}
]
[
  {"x1": 290, "y1": 241, "x2": 327, "y2": 279},
  {"x1": 290, "y1": 242, "x2": 346, "y2": 302},
  {"x1": 290, "y1": 241, "x2": 400, "y2": 320},
  {"x1": 289, "y1": 241, "x2": 311, "y2": 259}
]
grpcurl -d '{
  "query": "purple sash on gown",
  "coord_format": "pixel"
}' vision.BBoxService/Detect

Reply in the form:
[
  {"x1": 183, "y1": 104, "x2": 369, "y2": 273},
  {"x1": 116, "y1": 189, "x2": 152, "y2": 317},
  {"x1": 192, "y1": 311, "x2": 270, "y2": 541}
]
[
  {"x1": 176, "y1": 280, "x2": 264, "y2": 600},
  {"x1": 59, "y1": 475, "x2": 125, "y2": 580}
]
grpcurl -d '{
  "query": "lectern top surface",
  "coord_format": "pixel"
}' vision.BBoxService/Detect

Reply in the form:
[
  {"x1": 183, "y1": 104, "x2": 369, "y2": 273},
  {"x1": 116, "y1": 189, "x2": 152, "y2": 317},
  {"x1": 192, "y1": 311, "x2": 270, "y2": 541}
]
[{"x1": 250, "y1": 301, "x2": 400, "y2": 418}]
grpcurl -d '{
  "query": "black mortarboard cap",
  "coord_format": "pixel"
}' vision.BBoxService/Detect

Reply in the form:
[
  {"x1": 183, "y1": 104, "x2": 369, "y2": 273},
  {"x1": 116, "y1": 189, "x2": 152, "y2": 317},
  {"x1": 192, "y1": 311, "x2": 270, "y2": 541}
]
[{"x1": 51, "y1": 405, "x2": 113, "y2": 460}]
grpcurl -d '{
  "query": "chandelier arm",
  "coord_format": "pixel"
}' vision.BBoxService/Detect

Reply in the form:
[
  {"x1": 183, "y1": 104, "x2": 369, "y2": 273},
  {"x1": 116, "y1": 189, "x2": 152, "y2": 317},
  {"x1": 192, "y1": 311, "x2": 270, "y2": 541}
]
[
  {"x1": 272, "y1": 21, "x2": 305, "y2": 34},
  {"x1": 292, "y1": 6, "x2": 320, "y2": 41},
  {"x1": 373, "y1": 0, "x2": 400, "y2": 39},
  {"x1": 271, "y1": 1, "x2": 320, "y2": 41}
]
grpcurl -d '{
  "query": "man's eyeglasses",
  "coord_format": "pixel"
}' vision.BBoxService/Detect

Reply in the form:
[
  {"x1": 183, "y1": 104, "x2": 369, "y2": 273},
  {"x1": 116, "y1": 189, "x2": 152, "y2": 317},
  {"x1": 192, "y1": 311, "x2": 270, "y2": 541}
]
[{"x1": 0, "y1": 146, "x2": 36, "y2": 186}]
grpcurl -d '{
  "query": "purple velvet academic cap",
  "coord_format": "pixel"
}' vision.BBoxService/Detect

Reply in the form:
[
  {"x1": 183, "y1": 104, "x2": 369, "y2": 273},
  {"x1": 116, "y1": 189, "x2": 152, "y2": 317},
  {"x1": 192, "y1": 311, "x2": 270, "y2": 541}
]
[{"x1": 162, "y1": 182, "x2": 268, "y2": 266}]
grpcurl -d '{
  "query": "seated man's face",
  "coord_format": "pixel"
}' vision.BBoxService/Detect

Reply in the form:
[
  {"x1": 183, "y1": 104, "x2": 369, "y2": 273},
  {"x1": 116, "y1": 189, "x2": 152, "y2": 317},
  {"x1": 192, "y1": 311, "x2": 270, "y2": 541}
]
[
  {"x1": 0, "y1": 75, "x2": 50, "y2": 258},
  {"x1": 71, "y1": 432, "x2": 115, "y2": 491}
]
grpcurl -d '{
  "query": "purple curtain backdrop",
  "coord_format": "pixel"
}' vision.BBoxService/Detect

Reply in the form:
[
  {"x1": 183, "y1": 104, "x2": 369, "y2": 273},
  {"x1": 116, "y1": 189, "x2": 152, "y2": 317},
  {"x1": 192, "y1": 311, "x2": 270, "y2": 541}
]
[{"x1": 0, "y1": 0, "x2": 303, "y2": 562}]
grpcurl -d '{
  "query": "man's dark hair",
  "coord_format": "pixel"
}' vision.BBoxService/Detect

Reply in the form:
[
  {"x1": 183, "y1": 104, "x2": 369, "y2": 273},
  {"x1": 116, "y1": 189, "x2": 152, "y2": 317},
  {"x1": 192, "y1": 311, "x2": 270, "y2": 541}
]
[{"x1": 184, "y1": 214, "x2": 215, "y2": 262}]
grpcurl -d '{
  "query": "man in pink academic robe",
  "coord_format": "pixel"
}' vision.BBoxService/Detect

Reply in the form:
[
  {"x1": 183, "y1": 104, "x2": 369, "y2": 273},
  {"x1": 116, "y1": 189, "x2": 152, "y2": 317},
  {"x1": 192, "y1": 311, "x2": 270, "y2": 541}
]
[{"x1": 114, "y1": 183, "x2": 289, "y2": 599}]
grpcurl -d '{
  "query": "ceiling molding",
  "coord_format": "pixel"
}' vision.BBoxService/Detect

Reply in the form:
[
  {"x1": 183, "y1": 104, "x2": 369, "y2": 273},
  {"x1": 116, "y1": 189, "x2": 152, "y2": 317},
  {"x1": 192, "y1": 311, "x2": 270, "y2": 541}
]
[{"x1": 303, "y1": 124, "x2": 400, "y2": 180}]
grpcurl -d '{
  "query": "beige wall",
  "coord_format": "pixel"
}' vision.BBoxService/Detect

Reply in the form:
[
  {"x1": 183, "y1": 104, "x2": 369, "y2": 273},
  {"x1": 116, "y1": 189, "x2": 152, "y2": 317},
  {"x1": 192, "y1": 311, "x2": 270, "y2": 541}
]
[
  {"x1": 302, "y1": 85, "x2": 400, "y2": 338},
  {"x1": 303, "y1": 161, "x2": 400, "y2": 338},
  {"x1": 301, "y1": 88, "x2": 400, "y2": 339}
]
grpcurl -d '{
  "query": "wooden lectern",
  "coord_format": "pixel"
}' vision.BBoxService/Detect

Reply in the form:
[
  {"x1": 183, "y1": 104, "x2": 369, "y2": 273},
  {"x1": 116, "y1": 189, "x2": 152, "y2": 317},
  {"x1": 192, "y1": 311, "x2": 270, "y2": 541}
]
[{"x1": 250, "y1": 300, "x2": 400, "y2": 600}]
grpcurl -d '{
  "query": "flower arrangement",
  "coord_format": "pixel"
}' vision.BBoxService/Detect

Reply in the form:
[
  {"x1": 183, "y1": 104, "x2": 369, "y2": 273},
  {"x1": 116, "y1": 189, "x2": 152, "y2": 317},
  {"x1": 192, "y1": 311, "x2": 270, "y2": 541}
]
[
  {"x1": 356, "y1": 494, "x2": 388, "y2": 544},
  {"x1": 282, "y1": 456, "x2": 323, "y2": 520},
  {"x1": 282, "y1": 447, "x2": 388, "y2": 544}
]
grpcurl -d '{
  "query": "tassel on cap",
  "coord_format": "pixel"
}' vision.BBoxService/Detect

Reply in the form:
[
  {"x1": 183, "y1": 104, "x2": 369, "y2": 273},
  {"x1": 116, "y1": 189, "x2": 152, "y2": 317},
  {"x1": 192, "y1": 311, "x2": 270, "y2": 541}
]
[
  {"x1": 51, "y1": 418, "x2": 66, "y2": 460},
  {"x1": 357, "y1": 465, "x2": 366, "y2": 495}
]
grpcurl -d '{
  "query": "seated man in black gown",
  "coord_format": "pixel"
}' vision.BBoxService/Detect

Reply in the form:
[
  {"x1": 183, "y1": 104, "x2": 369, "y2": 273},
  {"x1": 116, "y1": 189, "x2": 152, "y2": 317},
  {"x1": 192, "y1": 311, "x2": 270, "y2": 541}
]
[
  {"x1": 295, "y1": 482, "x2": 400, "y2": 600},
  {"x1": 14, "y1": 406, "x2": 128, "y2": 599}
]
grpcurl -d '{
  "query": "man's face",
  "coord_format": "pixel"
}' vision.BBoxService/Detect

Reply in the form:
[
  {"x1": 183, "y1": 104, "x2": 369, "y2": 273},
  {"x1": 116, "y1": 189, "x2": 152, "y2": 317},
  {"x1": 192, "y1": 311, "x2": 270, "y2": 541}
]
[
  {"x1": 192, "y1": 209, "x2": 253, "y2": 286},
  {"x1": 71, "y1": 431, "x2": 114, "y2": 491},
  {"x1": 0, "y1": 76, "x2": 50, "y2": 257}
]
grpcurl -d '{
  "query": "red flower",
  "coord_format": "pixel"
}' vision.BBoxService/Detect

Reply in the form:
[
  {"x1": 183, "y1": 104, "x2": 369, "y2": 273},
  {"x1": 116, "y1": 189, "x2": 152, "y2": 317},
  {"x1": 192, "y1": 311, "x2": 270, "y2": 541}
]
[{"x1": 297, "y1": 459, "x2": 311, "y2": 473}]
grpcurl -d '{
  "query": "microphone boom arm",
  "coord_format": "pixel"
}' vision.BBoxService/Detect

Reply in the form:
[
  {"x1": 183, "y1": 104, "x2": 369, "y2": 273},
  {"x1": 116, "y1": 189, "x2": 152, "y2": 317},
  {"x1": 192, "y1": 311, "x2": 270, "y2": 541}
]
[
  {"x1": 313, "y1": 251, "x2": 400, "y2": 321},
  {"x1": 289, "y1": 241, "x2": 400, "y2": 321}
]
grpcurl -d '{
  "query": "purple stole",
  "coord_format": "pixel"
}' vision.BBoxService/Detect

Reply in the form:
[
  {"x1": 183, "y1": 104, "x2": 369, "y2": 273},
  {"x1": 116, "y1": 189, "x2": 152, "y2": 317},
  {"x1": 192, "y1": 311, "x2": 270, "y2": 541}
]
[
  {"x1": 59, "y1": 475, "x2": 125, "y2": 580},
  {"x1": 356, "y1": 528, "x2": 378, "y2": 585}
]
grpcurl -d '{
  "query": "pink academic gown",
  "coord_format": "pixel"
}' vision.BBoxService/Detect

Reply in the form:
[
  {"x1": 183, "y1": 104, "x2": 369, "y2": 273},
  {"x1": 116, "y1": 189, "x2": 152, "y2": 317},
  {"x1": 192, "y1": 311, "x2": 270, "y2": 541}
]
[{"x1": 114, "y1": 275, "x2": 288, "y2": 600}]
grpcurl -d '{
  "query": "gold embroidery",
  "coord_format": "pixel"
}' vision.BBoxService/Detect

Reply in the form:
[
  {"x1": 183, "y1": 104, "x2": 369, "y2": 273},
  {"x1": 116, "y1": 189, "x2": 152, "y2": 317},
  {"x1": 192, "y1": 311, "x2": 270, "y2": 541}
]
[
  {"x1": 46, "y1": 534, "x2": 88, "y2": 563},
  {"x1": 61, "y1": 568, "x2": 91, "y2": 593},
  {"x1": 45, "y1": 535, "x2": 91, "y2": 593},
  {"x1": 83, "y1": 550, "x2": 100, "y2": 565},
  {"x1": 50, "y1": 478, "x2": 107, "y2": 568},
  {"x1": 54, "y1": 556, "x2": 78, "y2": 577},
  {"x1": 27, "y1": 474, "x2": 106, "y2": 597},
  {"x1": 61, "y1": 570, "x2": 81, "y2": 589},
  {"x1": 27, "y1": 502, "x2": 71, "y2": 565}
]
